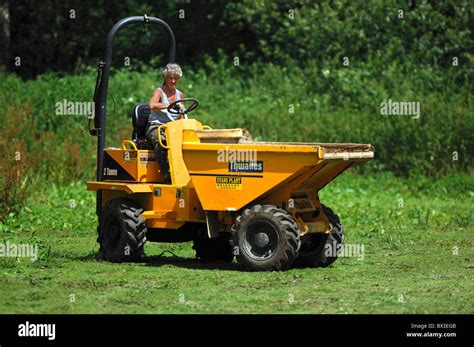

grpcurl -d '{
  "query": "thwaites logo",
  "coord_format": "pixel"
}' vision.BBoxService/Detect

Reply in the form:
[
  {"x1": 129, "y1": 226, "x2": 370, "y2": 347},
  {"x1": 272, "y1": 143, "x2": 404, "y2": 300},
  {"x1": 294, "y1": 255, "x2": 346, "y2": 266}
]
[{"x1": 228, "y1": 160, "x2": 263, "y2": 173}]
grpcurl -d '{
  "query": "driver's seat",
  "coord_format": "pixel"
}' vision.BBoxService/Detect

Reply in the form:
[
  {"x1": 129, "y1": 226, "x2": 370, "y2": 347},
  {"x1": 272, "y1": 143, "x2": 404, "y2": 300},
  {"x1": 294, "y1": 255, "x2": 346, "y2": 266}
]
[{"x1": 131, "y1": 103, "x2": 153, "y2": 149}]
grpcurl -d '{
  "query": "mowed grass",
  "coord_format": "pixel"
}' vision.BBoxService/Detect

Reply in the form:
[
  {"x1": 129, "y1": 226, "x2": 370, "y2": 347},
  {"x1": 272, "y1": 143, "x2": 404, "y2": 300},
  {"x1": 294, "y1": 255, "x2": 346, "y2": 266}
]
[{"x1": 0, "y1": 172, "x2": 473, "y2": 314}]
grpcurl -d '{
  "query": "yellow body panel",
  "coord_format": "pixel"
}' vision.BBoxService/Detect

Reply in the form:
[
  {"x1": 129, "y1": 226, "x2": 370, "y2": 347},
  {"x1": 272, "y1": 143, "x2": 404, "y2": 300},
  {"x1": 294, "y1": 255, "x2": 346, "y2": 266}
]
[
  {"x1": 86, "y1": 181, "x2": 152, "y2": 194},
  {"x1": 161, "y1": 119, "x2": 204, "y2": 186},
  {"x1": 87, "y1": 182, "x2": 204, "y2": 229},
  {"x1": 102, "y1": 146, "x2": 160, "y2": 183},
  {"x1": 181, "y1": 143, "x2": 323, "y2": 211}
]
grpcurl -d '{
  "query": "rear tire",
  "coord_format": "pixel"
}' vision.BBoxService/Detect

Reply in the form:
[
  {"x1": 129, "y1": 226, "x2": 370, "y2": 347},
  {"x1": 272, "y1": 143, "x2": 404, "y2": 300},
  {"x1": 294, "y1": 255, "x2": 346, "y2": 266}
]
[
  {"x1": 231, "y1": 205, "x2": 301, "y2": 271},
  {"x1": 99, "y1": 198, "x2": 147, "y2": 262},
  {"x1": 293, "y1": 205, "x2": 344, "y2": 268}
]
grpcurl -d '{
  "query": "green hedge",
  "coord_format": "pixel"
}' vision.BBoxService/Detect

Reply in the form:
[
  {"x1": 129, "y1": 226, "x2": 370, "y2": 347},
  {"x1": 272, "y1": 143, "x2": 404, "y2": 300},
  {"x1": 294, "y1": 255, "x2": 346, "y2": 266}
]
[{"x1": 1, "y1": 58, "x2": 472, "y2": 182}]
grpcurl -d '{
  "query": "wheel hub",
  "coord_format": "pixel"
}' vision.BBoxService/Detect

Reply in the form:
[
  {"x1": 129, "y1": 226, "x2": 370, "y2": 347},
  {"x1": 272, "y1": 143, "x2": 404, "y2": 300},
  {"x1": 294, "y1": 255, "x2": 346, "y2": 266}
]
[
  {"x1": 243, "y1": 220, "x2": 280, "y2": 261},
  {"x1": 254, "y1": 232, "x2": 270, "y2": 247}
]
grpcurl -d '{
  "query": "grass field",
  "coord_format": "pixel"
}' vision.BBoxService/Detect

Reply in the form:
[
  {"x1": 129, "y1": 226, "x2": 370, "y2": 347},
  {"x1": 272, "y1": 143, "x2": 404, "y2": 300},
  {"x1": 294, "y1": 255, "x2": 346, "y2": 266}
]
[{"x1": 0, "y1": 172, "x2": 473, "y2": 314}]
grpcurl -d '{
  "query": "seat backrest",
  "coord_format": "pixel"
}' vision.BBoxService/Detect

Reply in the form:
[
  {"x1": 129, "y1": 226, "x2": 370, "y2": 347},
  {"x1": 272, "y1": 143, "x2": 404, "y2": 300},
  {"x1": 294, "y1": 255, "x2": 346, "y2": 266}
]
[{"x1": 131, "y1": 103, "x2": 151, "y2": 140}]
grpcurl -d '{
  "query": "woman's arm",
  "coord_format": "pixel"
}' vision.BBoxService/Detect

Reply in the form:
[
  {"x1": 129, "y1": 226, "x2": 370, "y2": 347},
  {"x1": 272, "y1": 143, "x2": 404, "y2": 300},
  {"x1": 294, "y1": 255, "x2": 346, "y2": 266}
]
[
  {"x1": 178, "y1": 92, "x2": 187, "y2": 119},
  {"x1": 149, "y1": 88, "x2": 168, "y2": 111},
  {"x1": 179, "y1": 92, "x2": 185, "y2": 110}
]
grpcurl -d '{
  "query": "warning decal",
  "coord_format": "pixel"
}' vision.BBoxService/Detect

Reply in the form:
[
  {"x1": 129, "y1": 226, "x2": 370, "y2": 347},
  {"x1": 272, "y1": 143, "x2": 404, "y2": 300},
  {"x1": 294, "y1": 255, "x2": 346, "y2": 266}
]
[
  {"x1": 216, "y1": 176, "x2": 242, "y2": 190},
  {"x1": 139, "y1": 152, "x2": 156, "y2": 167}
]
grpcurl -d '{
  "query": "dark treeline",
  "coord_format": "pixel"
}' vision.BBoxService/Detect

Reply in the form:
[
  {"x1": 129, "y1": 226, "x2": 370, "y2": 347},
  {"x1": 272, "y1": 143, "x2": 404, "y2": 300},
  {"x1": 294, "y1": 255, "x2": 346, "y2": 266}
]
[
  {"x1": 2, "y1": 0, "x2": 254, "y2": 78},
  {"x1": 0, "y1": 0, "x2": 472, "y2": 85}
]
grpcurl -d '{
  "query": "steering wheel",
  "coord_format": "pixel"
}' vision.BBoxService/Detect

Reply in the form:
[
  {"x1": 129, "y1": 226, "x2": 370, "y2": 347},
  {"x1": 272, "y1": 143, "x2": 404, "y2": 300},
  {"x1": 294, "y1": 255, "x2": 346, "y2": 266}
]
[{"x1": 167, "y1": 98, "x2": 199, "y2": 115}]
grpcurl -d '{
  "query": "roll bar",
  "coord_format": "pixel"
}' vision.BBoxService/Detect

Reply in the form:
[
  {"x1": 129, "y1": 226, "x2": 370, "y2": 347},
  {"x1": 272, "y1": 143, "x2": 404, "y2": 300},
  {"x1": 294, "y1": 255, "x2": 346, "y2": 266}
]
[{"x1": 90, "y1": 15, "x2": 176, "y2": 216}]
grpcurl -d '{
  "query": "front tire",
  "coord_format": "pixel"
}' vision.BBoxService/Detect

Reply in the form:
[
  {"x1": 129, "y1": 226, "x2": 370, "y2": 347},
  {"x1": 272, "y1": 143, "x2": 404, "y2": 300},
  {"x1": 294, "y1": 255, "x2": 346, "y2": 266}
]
[
  {"x1": 231, "y1": 205, "x2": 301, "y2": 271},
  {"x1": 99, "y1": 198, "x2": 147, "y2": 262}
]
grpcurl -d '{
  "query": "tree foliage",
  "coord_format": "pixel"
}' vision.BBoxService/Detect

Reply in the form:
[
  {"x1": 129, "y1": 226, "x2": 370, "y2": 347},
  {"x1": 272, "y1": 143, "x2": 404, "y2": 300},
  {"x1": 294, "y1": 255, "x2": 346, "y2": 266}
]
[{"x1": 2, "y1": 0, "x2": 472, "y2": 87}]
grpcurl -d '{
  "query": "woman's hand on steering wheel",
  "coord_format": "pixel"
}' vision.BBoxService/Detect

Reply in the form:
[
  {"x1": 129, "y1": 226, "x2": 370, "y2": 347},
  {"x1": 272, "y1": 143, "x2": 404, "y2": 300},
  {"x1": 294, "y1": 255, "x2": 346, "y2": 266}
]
[{"x1": 167, "y1": 98, "x2": 199, "y2": 115}]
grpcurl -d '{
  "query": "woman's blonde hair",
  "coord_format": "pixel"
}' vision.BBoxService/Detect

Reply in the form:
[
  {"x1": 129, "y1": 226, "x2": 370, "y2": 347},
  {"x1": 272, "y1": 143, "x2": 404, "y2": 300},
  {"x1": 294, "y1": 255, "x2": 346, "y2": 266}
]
[{"x1": 162, "y1": 63, "x2": 183, "y2": 79}]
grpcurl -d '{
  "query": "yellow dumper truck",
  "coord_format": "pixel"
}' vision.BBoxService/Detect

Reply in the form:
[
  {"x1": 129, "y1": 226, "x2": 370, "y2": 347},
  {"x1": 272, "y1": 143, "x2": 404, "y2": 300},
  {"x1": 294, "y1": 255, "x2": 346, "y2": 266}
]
[{"x1": 87, "y1": 16, "x2": 374, "y2": 271}]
